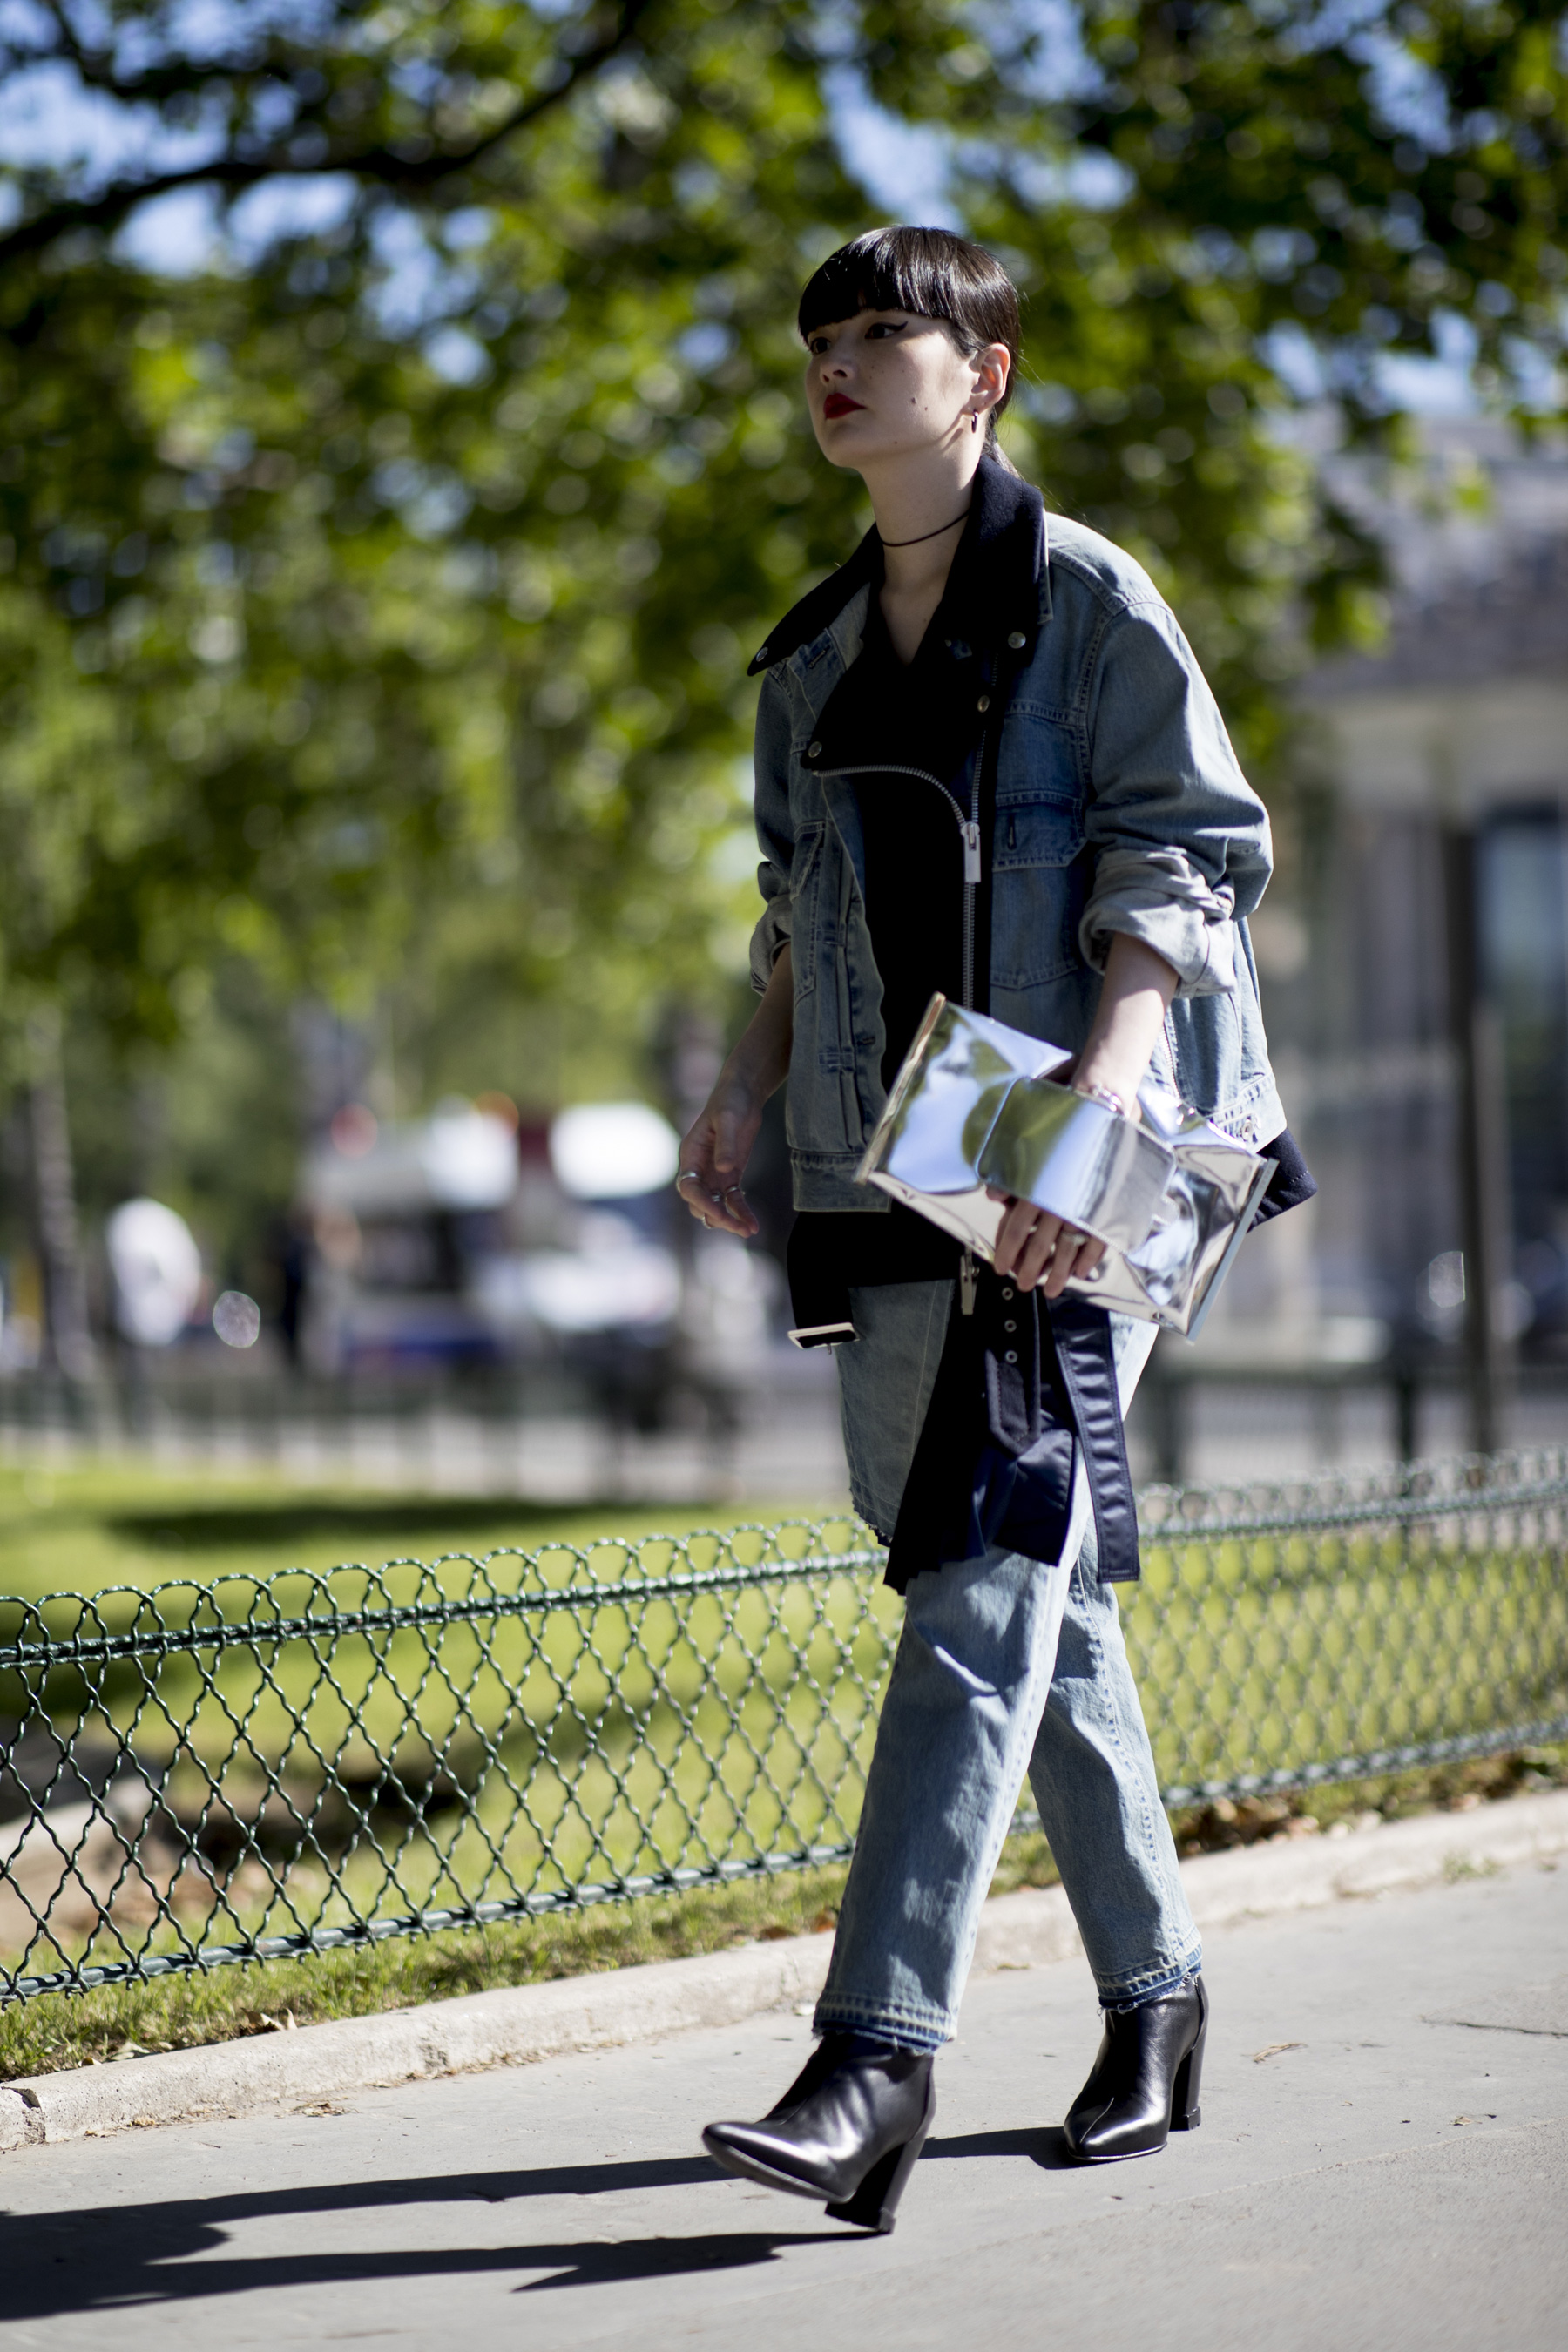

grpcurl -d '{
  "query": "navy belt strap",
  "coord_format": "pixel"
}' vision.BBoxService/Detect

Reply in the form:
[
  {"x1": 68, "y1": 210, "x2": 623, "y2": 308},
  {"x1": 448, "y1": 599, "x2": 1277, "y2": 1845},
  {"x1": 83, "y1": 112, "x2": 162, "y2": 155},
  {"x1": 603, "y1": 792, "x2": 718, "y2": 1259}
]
[
  {"x1": 882, "y1": 1272, "x2": 1141, "y2": 1592},
  {"x1": 1046, "y1": 1295, "x2": 1142, "y2": 1585}
]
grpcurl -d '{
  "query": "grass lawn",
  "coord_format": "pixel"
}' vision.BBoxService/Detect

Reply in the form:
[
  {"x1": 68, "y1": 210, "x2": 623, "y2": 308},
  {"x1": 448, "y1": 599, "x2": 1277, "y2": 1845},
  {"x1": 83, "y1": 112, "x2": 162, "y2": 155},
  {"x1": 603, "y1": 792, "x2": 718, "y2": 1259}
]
[
  {"x1": 0, "y1": 1456, "x2": 837, "y2": 1605},
  {"x1": 0, "y1": 1458, "x2": 892, "y2": 1972},
  {"x1": 0, "y1": 1453, "x2": 1563, "y2": 2083}
]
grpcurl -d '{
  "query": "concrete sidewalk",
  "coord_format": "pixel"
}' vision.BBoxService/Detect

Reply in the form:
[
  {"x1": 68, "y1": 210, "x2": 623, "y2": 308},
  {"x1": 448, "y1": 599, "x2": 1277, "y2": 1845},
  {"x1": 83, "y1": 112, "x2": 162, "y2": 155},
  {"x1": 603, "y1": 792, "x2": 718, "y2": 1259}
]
[{"x1": 0, "y1": 1855, "x2": 1563, "y2": 2349}]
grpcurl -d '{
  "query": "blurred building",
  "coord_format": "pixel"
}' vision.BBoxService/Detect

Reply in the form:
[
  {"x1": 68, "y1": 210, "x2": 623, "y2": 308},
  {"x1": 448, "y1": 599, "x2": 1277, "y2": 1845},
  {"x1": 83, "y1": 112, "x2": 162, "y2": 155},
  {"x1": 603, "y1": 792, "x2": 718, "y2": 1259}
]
[{"x1": 1213, "y1": 421, "x2": 1568, "y2": 1378}]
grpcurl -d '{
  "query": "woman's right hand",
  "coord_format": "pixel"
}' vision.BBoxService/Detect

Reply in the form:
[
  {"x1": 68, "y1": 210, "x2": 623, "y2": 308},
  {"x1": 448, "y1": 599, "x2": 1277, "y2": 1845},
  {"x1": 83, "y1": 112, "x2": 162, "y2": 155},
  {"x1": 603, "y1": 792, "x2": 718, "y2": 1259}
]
[
  {"x1": 675, "y1": 943, "x2": 794, "y2": 1240},
  {"x1": 676, "y1": 1074, "x2": 765, "y2": 1238}
]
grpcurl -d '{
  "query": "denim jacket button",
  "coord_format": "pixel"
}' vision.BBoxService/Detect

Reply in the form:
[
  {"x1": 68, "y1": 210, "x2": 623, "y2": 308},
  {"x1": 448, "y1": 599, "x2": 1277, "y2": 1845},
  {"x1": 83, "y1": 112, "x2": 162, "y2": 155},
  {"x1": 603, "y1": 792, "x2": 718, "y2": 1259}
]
[
  {"x1": 806, "y1": 740, "x2": 821, "y2": 759},
  {"x1": 755, "y1": 645, "x2": 770, "y2": 665},
  {"x1": 977, "y1": 693, "x2": 990, "y2": 713},
  {"x1": 1007, "y1": 631, "x2": 1026, "y2": 648}
]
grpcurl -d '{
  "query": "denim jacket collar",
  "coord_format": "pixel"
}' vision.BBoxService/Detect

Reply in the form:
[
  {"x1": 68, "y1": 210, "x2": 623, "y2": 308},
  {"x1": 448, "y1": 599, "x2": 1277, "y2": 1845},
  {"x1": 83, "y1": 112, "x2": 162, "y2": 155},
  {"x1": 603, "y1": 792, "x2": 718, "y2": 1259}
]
[{"x1": 747, "y1": 456, "x2": 1050, "y2": 681}]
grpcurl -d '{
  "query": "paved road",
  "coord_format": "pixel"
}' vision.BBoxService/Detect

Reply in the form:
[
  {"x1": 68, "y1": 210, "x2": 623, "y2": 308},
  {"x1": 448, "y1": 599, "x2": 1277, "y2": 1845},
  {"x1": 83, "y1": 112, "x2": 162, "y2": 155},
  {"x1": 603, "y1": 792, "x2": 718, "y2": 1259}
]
[{"x1": 1, "y1": 1858, "x2": 1564, "y2": 2350}]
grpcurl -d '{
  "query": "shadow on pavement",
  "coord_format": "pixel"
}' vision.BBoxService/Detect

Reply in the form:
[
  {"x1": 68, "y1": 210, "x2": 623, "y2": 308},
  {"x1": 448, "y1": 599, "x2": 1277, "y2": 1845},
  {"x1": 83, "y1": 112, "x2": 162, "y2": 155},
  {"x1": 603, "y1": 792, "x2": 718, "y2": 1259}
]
[
  {"x1": 921, "y1": 2135, "x2": 1081, "y2": 2164},
  {"x1": 0, "y1": 2131, "x2": 1076, "y2": 2316},
  {"x1": 0, "y1": 2155, "x2": 851, "y2": 2318},
  {"x1": 926, "y1": 2124, "x2": 1079, "y2": 2170},
  {"x1": 512, "y1": 2230, "x2": 855, "y2": 2291}
]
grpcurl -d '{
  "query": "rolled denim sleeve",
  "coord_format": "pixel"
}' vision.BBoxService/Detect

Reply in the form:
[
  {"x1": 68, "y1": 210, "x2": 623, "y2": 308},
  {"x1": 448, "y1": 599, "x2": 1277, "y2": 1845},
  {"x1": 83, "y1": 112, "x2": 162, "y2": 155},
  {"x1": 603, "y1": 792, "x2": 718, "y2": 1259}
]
[
  {"x1": 1078, "y1": 601, "x2": 1273, "y2": 997},
  {"x1": 747, "y1": 672, "x2": 796, "y2": 993}
]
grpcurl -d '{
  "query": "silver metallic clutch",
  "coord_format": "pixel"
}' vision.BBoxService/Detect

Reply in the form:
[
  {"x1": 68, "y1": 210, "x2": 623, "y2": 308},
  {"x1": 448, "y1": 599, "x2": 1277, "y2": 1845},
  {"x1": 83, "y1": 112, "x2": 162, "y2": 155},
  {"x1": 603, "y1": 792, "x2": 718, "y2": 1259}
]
[{"x1": 855, "y1": 996, "x2": 1274, "y2": 1337}]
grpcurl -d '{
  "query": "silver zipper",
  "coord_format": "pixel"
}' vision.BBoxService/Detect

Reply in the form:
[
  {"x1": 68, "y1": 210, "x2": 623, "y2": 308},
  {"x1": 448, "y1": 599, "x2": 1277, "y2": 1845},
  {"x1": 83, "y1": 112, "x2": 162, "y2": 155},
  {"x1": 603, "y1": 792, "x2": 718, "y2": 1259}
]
[
  {"x1": 814, "y1": 730, "x2": 993, "y2": 1316},
  {"x1": 808, "y1": 759, "x2": 979, "y2": 1005}
]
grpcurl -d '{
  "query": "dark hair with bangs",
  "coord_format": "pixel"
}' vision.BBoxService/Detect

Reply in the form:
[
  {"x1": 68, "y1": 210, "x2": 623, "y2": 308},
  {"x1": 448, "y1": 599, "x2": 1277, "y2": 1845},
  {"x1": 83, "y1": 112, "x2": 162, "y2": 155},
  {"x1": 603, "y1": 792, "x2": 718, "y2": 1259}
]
[{"x1": 798, "y1": 226, "x2": 1024, "y2": 474}]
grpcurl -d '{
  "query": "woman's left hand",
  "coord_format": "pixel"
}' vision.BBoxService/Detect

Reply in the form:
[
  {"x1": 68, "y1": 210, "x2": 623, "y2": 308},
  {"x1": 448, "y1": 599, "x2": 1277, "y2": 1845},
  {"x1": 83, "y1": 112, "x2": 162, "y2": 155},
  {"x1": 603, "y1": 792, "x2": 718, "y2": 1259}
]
[
  {"x1": 988, "y1": 933, "x2": 1179, "y2": 1295},
  {"x1": 988, "y1": 1193, "x2": 1106, "y2": 1296}
]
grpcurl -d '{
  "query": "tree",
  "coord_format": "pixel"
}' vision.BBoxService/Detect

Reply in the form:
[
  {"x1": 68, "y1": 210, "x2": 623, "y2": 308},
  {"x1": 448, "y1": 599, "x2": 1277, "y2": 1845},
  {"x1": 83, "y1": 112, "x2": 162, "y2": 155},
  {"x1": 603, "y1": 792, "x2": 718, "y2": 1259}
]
[{"x1": 0, "y1": 3, "x2": 1564, "y2": 1332}]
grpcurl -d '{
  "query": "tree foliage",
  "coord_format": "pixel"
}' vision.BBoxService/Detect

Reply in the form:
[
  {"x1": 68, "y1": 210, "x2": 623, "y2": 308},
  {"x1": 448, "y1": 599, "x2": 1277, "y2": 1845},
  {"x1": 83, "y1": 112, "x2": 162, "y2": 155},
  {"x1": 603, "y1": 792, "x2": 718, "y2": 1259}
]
[{"x1": 0, "y1": 0, "x2": 1563, "y2": 1078}]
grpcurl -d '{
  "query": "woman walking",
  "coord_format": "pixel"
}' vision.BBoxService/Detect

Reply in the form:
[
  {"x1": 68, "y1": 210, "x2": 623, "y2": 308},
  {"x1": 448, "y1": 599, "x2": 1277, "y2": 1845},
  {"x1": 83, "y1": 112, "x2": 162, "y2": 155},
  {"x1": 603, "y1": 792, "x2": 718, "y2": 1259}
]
[{"x1": 676, "y1": 228, "x2": 1308, "y2": 2234}]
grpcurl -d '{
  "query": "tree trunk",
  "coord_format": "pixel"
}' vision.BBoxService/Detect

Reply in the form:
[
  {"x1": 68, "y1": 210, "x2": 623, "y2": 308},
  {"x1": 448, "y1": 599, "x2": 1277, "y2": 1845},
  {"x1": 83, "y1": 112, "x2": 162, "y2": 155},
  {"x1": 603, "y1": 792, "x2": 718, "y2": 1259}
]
[
  {"x1": 27, "y1": 1004, "x2": 95, "y2": 1381},
  {"x1": 1443, "y1": 828, "x2": 1513, "y2": 1458}
]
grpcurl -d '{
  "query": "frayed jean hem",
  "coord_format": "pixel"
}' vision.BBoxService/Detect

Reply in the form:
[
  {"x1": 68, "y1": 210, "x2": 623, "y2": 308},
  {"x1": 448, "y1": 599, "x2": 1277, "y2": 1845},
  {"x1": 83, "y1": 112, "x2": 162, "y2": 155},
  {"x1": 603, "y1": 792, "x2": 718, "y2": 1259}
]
[
  {"x1": 813, "y1": 1997, "x2": 950, "y2": 2055},
  {"x1": 1100, "y1": 1949, "x2": 1204, "y2": 2011}
]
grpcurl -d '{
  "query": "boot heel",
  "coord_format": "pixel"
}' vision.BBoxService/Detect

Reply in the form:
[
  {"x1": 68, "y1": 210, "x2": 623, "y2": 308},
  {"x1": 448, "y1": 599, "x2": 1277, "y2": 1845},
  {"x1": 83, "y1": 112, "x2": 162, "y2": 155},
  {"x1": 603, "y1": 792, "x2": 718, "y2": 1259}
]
[
  {"x1": 1171, "y1": 2017, "x2": 1206, "y2": 2131},
  {"x1": 825, "y1": 2127, "x2": 929, "y2": 2234}
]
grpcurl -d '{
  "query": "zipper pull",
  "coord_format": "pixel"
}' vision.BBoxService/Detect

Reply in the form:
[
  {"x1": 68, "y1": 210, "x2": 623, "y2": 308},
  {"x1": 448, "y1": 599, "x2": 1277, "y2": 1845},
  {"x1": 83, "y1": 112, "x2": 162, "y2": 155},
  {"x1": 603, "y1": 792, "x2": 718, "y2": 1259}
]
[
  {"x1": 963, "y1": 821, "x2": 982, "y2": 885},
  {"x1": 960, "y1": 1248, "x2": 977, "y2": 1316}
]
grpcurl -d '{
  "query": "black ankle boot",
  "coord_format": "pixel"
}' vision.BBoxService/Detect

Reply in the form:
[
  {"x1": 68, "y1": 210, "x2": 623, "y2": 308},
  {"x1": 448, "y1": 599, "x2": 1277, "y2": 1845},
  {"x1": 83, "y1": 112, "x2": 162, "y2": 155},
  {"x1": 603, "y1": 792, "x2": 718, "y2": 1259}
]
[
  {"x1": 703, "y1": 2034, "x2": 936, "y2": 2233},
  {"x1": 1063, "y1": 1975, "x2": 1207, "y2": 2163}
]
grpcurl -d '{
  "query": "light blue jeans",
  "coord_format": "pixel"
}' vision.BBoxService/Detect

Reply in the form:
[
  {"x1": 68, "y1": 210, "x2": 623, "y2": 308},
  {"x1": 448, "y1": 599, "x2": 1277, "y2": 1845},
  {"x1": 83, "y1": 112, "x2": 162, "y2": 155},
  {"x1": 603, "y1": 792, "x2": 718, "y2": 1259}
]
[{"x1": 817, "y1": 1280, "x2": 1200, "y2": 2052}]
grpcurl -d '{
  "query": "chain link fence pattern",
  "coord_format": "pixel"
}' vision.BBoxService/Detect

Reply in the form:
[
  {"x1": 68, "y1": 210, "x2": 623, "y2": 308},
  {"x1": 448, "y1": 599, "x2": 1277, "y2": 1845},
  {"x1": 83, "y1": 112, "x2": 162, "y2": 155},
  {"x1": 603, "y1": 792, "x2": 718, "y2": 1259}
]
[{"x1": 2, "y1": 1448, "x2": 1565, "y2": 2003}]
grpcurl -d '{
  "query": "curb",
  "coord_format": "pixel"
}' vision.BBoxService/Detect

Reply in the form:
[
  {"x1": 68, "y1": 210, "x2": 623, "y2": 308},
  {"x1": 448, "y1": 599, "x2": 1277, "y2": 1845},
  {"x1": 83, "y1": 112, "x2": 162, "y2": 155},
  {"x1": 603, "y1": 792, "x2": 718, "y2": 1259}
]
[
  {"x1": 4, "y1": 1786, "x2": 1566, "y2": 2154},
  {"x1": 972, "y1": 1783, "x2": 1568, "y2": 1970}
]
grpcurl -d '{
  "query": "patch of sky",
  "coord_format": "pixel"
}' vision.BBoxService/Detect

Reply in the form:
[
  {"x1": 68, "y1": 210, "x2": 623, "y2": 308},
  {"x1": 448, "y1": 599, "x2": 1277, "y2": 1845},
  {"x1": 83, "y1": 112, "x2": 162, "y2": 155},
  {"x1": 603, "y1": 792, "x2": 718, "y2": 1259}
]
[
  {"x1": 229, "y1": 173, "x2": 357, "y2": 256},
  {"x1": 0, "y1": 58, "x2": 221, "y2": 181},
  {"x1": 1271, "y1": 0, "x2": 1394, "y2": 58},
  {"x1": 0, "y1": 1, "x2": 393, "y2": 276},
  {"x1": 1377, "y1": 312, "x2": 1480, "y2": 418},
  {"x1": 970, "y1": 0, "x2": 1100, "y2": 104},
  {"x1": 1254, "y1": 226, "x2": 1319, "y2": 283},
  {"x1": 114, "y1": 187, "x2": 219, "y2": 274},
  {"x1": 1192, "y1": 226, "x2": 1252, "y2": 281},
  {"x1": 678, "y1": 321, "x2": 735, "y2": 375},
  {"x1": 962, "y1": 143, "x2": 1130, "y2": 216},
  {"x1": 111, "y1": 171, "x2": 359, "y2": 275},
  {"x1": 368, "y1": 205, "x2": 478, "y2": 337},
  {"x1": 424, "y1": 326, "x2": 490, "y2": 386},
  {"x1": 1261, "y1": 320, "x2": 1330, "y2": 404},
  {"x1": 1269, "y1": 308, "x2": 1483, "y2": 421},
  {"x1": 1354, "y1": 27, "x2": 1450, "y2": 152},
  {"x1": 824, "y1": 64, "x2": 960, "y2": 229},
  {"x1": 0, "y1": 0, "x2": 53, "y2": 47},
  {"x1": 804, "y1": 2, "x2": 861, "y2": 65},
  {"x1": 443, "y1": 208, "x2": 495, "y2": 253},
  {"x1": 111, "y1": 0, "x2": 334, "y2": 68},
  {"x1": 406, "y1": 478, "x2": 472, "y2": 540},
  {"x1": 1496, "y1": 335, "x2": 1561, "y2": 416}
]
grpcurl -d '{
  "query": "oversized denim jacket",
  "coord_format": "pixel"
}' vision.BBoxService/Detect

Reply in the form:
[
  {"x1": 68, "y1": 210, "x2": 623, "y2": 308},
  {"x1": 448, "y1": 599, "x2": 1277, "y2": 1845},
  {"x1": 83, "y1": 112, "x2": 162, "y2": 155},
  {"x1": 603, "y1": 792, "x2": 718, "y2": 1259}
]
[{"x1": 747, "y1": 459, "x2": 1286, "y2": 1213}]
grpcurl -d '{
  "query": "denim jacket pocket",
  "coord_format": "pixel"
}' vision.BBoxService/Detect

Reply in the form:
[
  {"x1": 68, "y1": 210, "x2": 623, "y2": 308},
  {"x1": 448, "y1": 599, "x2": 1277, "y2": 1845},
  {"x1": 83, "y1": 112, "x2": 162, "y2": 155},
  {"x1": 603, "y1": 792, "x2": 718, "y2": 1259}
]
[
  {"x1": 997, "y1": 699, "x2": 1081, "y2": 801},
  {"x1": 991, "y1": 794, "x2": 1087, "y2": 989}
]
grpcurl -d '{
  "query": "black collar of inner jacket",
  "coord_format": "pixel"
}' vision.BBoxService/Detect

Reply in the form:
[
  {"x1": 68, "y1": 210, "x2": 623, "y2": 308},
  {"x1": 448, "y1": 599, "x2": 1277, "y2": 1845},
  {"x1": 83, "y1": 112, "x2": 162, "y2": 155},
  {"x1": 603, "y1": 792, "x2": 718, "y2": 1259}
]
[
  {"x1": 799, "y1": 463, "x2": 1045, "y2": 785},
  {"x1": 746, "y1": 454, "x2": 1045, "y2": 679}
]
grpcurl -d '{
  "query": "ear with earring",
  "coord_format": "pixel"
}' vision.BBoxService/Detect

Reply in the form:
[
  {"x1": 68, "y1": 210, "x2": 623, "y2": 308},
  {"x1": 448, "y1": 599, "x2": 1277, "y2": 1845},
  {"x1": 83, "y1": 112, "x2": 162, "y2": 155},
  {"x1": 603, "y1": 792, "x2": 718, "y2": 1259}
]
[{"x1": 970, "y1": 409, "x2": 979, "y2": 434}]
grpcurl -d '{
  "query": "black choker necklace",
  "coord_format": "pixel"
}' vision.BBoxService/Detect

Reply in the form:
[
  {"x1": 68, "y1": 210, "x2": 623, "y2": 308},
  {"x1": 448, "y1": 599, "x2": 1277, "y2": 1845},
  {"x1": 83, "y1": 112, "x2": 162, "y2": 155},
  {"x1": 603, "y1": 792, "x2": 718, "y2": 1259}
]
[{"x1": 878, "y1": 506, "x2": 970, "y2": 549}]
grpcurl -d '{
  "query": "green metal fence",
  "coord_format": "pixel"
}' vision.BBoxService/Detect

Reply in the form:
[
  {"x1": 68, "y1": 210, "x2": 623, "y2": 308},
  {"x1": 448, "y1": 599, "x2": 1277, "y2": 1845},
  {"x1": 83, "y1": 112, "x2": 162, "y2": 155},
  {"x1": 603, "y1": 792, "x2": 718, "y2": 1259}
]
[{"x1": 2, "y1": 1447, "x2": 1565, "y2": 2004}]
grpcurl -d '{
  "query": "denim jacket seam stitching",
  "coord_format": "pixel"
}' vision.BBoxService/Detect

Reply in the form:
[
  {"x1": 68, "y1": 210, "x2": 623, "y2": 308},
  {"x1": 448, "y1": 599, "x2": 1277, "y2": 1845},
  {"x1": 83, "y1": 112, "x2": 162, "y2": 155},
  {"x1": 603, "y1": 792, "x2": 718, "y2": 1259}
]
[
  {"x1": 1077, "y1": 601, "x2": 1124, "y2": 740},
  {"x1": 1044, "y1": 546, "x2": 1144, "y2": 619}
]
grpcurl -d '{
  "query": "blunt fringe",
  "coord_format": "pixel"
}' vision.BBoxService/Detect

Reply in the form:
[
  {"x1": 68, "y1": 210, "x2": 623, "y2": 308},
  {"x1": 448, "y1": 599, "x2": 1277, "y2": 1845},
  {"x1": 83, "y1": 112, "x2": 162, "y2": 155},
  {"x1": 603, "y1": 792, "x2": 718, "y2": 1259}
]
[{"x1": 797, "y1": 226, "x2": 1024, "y2": 472}]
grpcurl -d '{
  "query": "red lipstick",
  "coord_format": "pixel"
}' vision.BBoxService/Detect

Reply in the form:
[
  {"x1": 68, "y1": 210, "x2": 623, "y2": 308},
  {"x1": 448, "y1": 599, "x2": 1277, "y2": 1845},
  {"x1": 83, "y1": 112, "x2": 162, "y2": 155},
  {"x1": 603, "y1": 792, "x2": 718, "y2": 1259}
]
[{"x1": 822, "y1": 394, "x2": 864, "y2": 419}]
